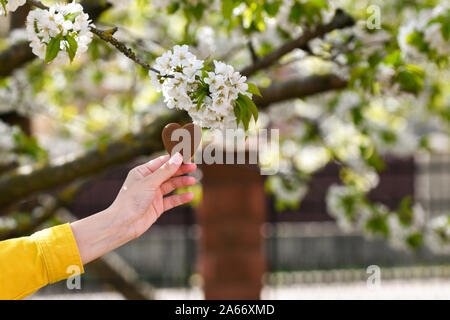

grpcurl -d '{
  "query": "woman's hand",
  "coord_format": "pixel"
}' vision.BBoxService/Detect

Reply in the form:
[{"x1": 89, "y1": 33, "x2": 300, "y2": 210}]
[
  {"x1": 71, "y1": 152, "x2": 196, "y2": 264},
  {"x1": 109, "y1": 152, "x2": 196, "y2": 238}
]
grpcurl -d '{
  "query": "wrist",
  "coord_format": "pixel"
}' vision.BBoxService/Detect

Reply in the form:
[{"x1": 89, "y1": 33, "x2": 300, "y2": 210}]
[
  {"x1": 71, "y1": 206, "x2": 136, "y2": 265},
  {"x1": 104, "y1": 205, "x2": 137, "y2": 243}
]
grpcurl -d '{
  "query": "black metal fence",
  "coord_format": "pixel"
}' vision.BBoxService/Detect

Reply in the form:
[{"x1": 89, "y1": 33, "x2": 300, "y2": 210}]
[{"x1": 65, "y1": 155, "x2": 450, "y2": 290}]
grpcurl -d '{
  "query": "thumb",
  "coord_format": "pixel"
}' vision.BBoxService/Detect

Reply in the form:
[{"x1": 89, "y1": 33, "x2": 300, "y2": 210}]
[{"x1": 146, "y1": 152, "x2": 183, "y2": 187}]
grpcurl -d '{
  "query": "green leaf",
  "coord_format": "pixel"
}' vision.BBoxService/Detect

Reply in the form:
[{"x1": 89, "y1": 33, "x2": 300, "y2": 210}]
[
  {"x1": 222, "y1": 0, "x2": 234, "y2": 21},
  {"x1": 1, "y1": 0, "x2": 7, "y2": 16},
  {"x1": 383, "y1": 50, "x2": 403, "y2": 67},
  {"x1": 240, "y1": 93, "x2": 259, "y2": 122},
  {"x1": 236, "y1": 94, "x2": 257, "y2": 130},
  {"x1": 190, "y1": 3, "x2": 206, "y2": 21},
  {"x1": 247, "y1": 82, "x2": 262, "y2": 97},
  {"x1": 441, "y1": 22, "x2": 450, "y2": 41},
  {"x1": 65, "y1": 11, "x2": 81, "y2": 22},
  {"x1": 167, "y1": 2, "x2": 179, "y2": 14},
  {"x1": 406, "y1": 233, "x2": 423, "y2": 250},
  {"x1": 396, "y1": 69, "x2": 423, "y2": 94},
  {"x1": 242, "y1": 107, "x2": 250, "y2": 131},
  {"x1": 406, "y1": 31, "x2": 428, "y2": 53},
  {"x1": 196, "y1": 91, "x2": 206, "y2": 110},
  {"x1": 13, "y1": 131, "x2": 48, "y2": 161},
  {"x1": 289, "y1": 3, "x2": 304, "y2": 24},
  {"x1": 309, "y1": 0, "x2": 328, "y2": 9},
  {"x1": 64, "y1": 34, "x2": 78, "y2": 62},
  {"x1": 397, "y1": 196, "x2": 413, "y2": 226},
  {"x1": 368, "y1": 52, "x2": 381, "y2": 68},
  {"x1": 405, "y1": 64, "x2": 424, "y2": 77},
  {"x1": 234, "y1": 103, "x2": 242, "y2": 125},
  {"x1": 263, "y1": 1, "x2": 280, "y2": 17},
  {"x1": 365, "y1": 150, "x2": 386, "y2": 171},
  {"x1": 45, "y1": 36, "x2": 62, "y2": 64}
]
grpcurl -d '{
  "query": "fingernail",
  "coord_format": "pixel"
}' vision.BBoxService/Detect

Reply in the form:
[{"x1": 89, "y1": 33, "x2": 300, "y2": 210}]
[{"x1": 169, "y1": 152, "x2": 183, "y2": 166}]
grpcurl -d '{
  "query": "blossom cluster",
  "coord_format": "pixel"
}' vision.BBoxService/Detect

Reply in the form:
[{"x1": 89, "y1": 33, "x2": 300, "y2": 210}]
[
  {"x1": 149, "y1": 45, "x2": 254, "y2": 130},
  {"x1": 26, "y1": 2, "x2": 93, "y2": 64},
  {"x1": 326, "y1": 184, "x2": 372, "y2": 233},
  {"x1": 398, "y1": 4, "x2": 450, "y2": 60},
  {"x1": 0, "y1": 120, "x2": 18, "y2": 165},
  {"x1": 426, "y1": 215, "x2": 450, "y2": 254},
  {"x1": 0, "y1": 71, "x2": 42, "y2": 116},
  {"x1": 0, "y1": 0, "x2": 25, "y2": 15}
]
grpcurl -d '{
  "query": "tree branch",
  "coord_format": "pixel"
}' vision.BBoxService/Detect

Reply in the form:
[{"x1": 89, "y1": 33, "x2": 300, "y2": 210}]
[
  {"x1": 240, "y1": 9, "x2": 355, "y2": 77},
  {"x1": 247, "y1": 40, "x2": 259, "y2": 64},
  {"x1": 0, "y1": 0, "x2": 110, "y2": 78},
  {"x1": 24, "y1": 0, "x2": 165, "y2": 75},
  {"x1": 88, "y1": 251, "x2": 155, "y2": 300},
  {"x1": 0, "y1": 180, "x2": 87, "y2": 240},
  {"x1": 89, "y1": 27, "x2": 162, "y2": 74},
  {"x1": 0, "y1": 111, "x2": 189, "y2": 212},
  {"x1": 26, "y1": 0, "x2": 45, "y2": 9},
  {"x1": 255, "y1": 74, "x2": 348, "y2": 107}
]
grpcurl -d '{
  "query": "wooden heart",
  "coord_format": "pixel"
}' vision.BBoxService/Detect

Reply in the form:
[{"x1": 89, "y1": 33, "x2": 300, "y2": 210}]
[{"x1": 162, "y1": 123, "x2": 202, "y2": 162}]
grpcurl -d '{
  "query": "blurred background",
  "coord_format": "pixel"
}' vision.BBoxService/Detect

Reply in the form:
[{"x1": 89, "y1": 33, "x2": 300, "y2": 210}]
[{"x1": 0, "y1": 0, "x2": 449, "y2": 299}]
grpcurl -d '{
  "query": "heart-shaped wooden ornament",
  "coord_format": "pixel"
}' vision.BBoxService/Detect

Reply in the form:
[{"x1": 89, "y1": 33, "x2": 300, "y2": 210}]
[{"x1": 162, "y1": 123, "x2": 202, "y2": 162}]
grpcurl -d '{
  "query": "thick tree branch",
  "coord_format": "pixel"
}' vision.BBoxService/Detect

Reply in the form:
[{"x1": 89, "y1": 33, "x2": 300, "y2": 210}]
[
  {"x1": 0, "y1": 0, "x2": 110, "y2": 78},
  {"x1": 0, "y1": 180, "x2": 87, "y2": 241},
  {"x1": 240, "y1": 9, "x2": 355, "y2": 77},
  {"x1": 255, "y1": 74, "x2": 348, "y2": 107},
  {"x1": 0, "y1": 111, "x2": 189, "y2": 212},
  {"x1": 0, "y1": 74, "x2": 347, "y2": 210},
  {"x1": 89, "y1": 251, "x2": 155, "y2": 300}
]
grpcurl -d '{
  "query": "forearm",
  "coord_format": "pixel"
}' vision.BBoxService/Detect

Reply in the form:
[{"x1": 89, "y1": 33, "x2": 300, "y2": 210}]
[{"x1": 70, "y1": 207, "x2": 134, "y2": 265}]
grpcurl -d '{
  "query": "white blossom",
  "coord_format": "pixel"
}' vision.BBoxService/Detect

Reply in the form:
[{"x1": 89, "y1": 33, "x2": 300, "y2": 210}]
[
  {"x1": 0, "y1": 70, "x2": 43, "y2": 116},
  {"x1": 293, "y1": 144, "x2": 331, "y2": 174},
  {"x1": 388, "y1": 204, "x2": 426, "y2": 250},
  {"x1": 150, "y1": 45, "x2": 251, "y2": 130},
  {"x1": 266, "y1": 175, "x2": 308, "y2": 207},
  {"x1": 320, "y1": 116, "x2": 371, "y2": 164},
  {"x1": 326, "y1": 184, "x2": 371, "y2": 233},
  {"x1": 26, "y1": 1, "x2": 93, "y2": 64},
  {"x1": 398, "y1": 4, "x2": 450, "y2": 59},
  {"x1": 425, "y1": 215, "x2": 450, "y2": 254},
  {"x1": 0, "y1": 120, "x2": 18, "y2": 165},
  {"x1": 0, "y1": 0, "x2": 26, "y2": 15}
]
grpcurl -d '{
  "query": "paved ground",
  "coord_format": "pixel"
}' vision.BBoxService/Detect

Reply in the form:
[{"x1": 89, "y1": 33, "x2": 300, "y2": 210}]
[
  {"x1": 261, "y1": 278, "x2": 450, "y2": 300},
  {"x1": 29, "y1": 278, "x2": 450, "y2": 300}
]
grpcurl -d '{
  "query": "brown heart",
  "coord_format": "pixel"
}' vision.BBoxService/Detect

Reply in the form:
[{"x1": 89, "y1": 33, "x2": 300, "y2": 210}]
[{"x1": 162, "y1": 123, "x2": 202, "y2": 162}]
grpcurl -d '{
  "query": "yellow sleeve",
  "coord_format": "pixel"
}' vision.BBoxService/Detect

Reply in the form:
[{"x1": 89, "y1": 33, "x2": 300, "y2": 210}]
[{"x1": 0, "y1": 223, "x2": 84, "y2": 300}]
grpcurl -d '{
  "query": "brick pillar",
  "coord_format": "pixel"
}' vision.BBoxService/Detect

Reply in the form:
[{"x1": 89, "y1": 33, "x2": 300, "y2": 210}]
[{"x1": 198, "y1": 158, "x2": 266, "y2": 299}]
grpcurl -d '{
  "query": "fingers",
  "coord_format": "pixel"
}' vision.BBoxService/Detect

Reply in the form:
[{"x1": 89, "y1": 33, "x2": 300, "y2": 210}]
[
  {"x1": 134, "y1": 155, "x2": 170, "y2": 178},
  {"x1": 163, "y1": 192, "x2": 194, "y2": 211},
  {"x1": 173, "y1": 163, "x2": 197, "y2": 177},
  {"x1": 134, "y1": 156, "x2": 196, "y2": 179},
  {"x1": 161, "y1": 175, "x2": 196, "y2": 195},
  {"x1": 146, "y1": 152, "x2": 183, "y2": 187}
]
